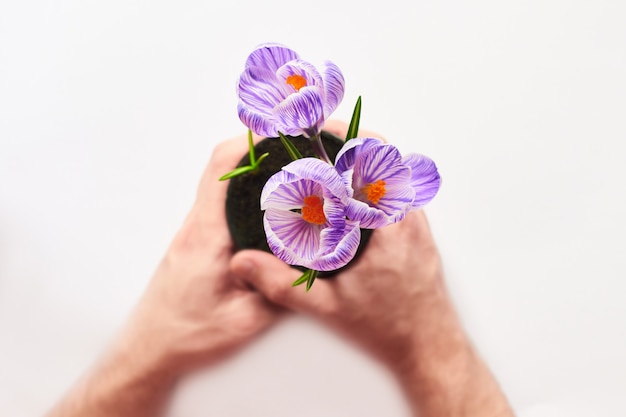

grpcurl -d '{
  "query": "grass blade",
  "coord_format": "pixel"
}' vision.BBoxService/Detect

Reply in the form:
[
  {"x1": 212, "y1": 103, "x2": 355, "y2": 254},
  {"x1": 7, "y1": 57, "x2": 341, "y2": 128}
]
[
  {"x1": 219, "y1": 165, "x2": 254, "y2": 181},
  {"x1": 278, "y1": 131, "x2": 303, "y2": 161},
  {"x1": 292, "y1": 269, "x2": 311, "y2": 287},
  {"x1": 305, "y1": 269, "x2": 319, "y2": 291},
  {"x1": 255, "y1": 152, "x2": 270, "y2": 165}
]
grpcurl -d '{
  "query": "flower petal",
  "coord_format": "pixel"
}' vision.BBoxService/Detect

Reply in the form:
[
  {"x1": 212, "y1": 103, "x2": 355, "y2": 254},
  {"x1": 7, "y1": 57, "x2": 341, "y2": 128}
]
[
  {"x1": 281, "y1": 158, "x2": 348, "y2": 202},
  {"x1": 322, "y1": 61, "x2": 345, "y2": 118},
  {"x1": 238, "y1": 66, "x2": 290, "y2": 115},
  {"x1": 261, "y1": 176, "x2": 324, "y2": 211},
  {"x1": 264, "y1": 209, "x2": 322, "y2": 265},
  {"x1": 245, "y1": 43, "x2": 299, "y2": 72},
  {"x1": 272, "y1": 86, "x2": 325, "y2": 137},
  {"x1": 375, "y1": 180, "x2": 414, "y2": 215},
  {"x1": 311, "y1": 220, "x2": 361, "y2": 271},
  {"x1": 335, "y1": 137, "x2": 384, "y2": 175},
  {"x1": 336, "y1": 139, "x2": 415, "y2": 227},
  {"x1": 237, "y1": 103, "x2": 277, "y2": 137},
  {"x1": 346, "y1": 198, "x2": 404, "y2": 228},
  {"x1": 275, "y1": 59, "x2": 324, "y2": 91},
  {"x1": 402, "y1": 153, "x2": 441, "y2": 208},
  {"x1": 353, "y1": 143, "x2": 405, "y2": 186}
]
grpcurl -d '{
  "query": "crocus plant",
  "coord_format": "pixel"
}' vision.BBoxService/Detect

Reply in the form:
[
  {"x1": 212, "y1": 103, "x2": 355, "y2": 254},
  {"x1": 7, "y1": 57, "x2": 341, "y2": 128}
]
[
  {"x1": 222, "y1": 43, "x2": 441, "y2": 290},
  {"x1": 237, "y1": 43, "x2": 344, "y2": 163}
]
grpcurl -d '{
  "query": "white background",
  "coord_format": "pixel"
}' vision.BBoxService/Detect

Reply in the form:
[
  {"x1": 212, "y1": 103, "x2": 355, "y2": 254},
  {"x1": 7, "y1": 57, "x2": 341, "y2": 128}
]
[{"x1": 1, "y1": 1, "x2": 625, "y2": 416}]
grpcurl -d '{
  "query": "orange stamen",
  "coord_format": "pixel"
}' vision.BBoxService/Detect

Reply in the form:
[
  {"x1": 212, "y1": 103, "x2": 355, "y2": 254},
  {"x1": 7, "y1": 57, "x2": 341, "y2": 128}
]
[
  {"x1": 286, "y1": 74, "x2": 307, "y2": 92},
  {"x1": 362, "y1": 180, "x2": 387, "y2": 205},
  {"x1": 301, "y1": 195, "x2": 326, "y2": 225}
]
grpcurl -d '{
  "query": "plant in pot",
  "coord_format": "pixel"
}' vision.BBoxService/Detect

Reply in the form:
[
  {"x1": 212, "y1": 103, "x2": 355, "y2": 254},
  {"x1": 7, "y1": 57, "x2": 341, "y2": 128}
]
[{"x1": 221, "y1": 44, "x2": 441, "y2": 291}]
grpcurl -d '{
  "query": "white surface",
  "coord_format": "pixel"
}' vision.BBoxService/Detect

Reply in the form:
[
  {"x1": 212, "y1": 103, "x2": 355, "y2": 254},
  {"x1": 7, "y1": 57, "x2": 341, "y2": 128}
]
[{"x1": 1, "y1": 0, "x2": 625, "y2": 416}]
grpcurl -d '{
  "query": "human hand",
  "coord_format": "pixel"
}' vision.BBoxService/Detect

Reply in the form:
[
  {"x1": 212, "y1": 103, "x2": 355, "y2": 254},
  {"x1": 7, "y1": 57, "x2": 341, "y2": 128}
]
[
  {"x1": 230, "y1": 187, "x2": 447, "y2": 373},
  {"x1": 46, "y1": 132, "x2": 282, "y2": 417},
  {"x1": 229, "y1": 121, "x2": 446, "y2": 370},
  {"x1": 120, "y1": 132, "x2": 282, "y2": 375},
  {"x1": 230, "y1": 121, "x2": 514, "y2": 416}
]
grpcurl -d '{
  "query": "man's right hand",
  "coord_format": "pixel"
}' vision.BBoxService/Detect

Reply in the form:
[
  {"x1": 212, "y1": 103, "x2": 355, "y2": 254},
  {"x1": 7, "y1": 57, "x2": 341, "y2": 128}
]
[{"x1": 229, "y1": 121, "x2": 515, "y2": 417}]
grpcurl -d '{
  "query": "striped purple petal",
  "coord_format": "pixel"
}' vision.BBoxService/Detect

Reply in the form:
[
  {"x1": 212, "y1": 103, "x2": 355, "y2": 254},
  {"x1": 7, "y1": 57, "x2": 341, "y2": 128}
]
[
  {"x1": 345, "y1": 199, "x2": 403, "y2": 229},
  {"x1": 310, "y1": 220, "x2": 360, "y2": 271},
  {"x1": 352, "y1": 143, "x2": 406, "y2": 185},
  {"x1": 373, "y1": 177, "x2": 414, "y2": 216},
  {"x1": 322, "y1": 61, "x2": 345, "y2": 118},
  {"x1": 264, "y1": 209, "x2": 323, "y2": 263},
  {"x1": 237, "y1": 103, "x2": 277, "y2": 137},
  {"x1": 281, "y1": 158, "x2": 348, "y2": 200},
  {"x1": 261, "y1": 177, "x2": 324, "y2": 211},
  {"x1": 272, "y1": 86, "x2": 325, "y2": 138},
  {"x1": 238, "y1": 66, "x2": 291, "y2": 115},
  {"x1": 245, "y1": 43, "x2": 299, "y2": 72},
  {"x1": 402, "y1": 153, "x2": 441, "y2": 208},
  {"x1": 335, "y1": 137, "x2": 384, "y2": 177},
  {"x1": 336, "y1": 138, "x2": 415, "y2": 228},
  {"x1": 275, "y1": 60, "x2": 324, "y2": 91}
]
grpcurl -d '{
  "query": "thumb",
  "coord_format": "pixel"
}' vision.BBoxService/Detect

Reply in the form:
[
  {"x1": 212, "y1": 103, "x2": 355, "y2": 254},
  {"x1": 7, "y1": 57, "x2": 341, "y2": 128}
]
[{"x1": 230, "y1": 250, "x2": 337, "y2": 317}]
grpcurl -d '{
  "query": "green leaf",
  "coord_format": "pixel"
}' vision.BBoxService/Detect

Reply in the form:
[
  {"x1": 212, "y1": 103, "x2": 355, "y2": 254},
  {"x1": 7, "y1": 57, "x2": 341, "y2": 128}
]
[
  {"x1": 305, "y1": 269, "x2": 319, "y2": 291},
  {"x1": 255, "y1": 152, "x2": 270, "y2": 165},
  {"x1": 218, "y1": 165, "x2": 256, "y2": 181},
  {"x1": 218, "y1": 142, "x2": 270, "y2": 181},
  {"x1": 278, "y1": 131, "x2": 303, "y2": 161},
  {"x1": 345, "y1": 96, "x2": 362, "y2": 142},
  {"x1": 292, "y1": 269, "x2": 311, "y2": 287}
]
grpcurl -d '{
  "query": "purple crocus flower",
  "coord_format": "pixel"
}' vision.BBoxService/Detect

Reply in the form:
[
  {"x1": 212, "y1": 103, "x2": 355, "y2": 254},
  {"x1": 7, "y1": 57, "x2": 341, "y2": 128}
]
[
  {"x1": 261, "y1": 158, "x2": 360, "y2": 271},
  {"x1": 237, "y1": 43, "x2": 345, "y2": 138},
  {"x1": 335, "y1": 137, "x2": 441, "y2": 229},
  {"x1": 402, "y1": 153, "x2": 442, "y2": 209}
]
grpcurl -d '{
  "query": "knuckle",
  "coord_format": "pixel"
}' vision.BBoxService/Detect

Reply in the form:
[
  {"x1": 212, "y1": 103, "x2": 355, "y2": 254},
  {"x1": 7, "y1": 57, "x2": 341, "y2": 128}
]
[
  {"x1": 211, "y1": 141, "x2": 232, "y2": 161},
  {"x1": 266, "y1": 280, "x2": 290, "y2": 303},
  {"x1": 234, "y1": 312, "x2": 259, "y2": 335},
  {"x1": 315, "y1": 298, "x2": 339, "y2": 319}
]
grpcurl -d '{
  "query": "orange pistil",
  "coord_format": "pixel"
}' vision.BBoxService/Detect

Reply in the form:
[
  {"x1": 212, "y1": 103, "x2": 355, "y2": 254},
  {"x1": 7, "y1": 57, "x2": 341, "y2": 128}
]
[
  {"x1": 301, "y1": 195, "x2": 326, "y2": 225},
  {"x1": 362, "y1": 180, "x2": 387, "y2": 205},
  {"x1": 286, "y1": 74, "x2": 307, "y2": 92}
]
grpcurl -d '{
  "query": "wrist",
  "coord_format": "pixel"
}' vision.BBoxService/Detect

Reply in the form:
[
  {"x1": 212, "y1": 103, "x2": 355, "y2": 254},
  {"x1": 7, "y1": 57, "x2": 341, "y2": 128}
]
[
  {"x1": 116, "y1": 301, "x2": 191, "y2": 381},
  {"x1": 392, "y1": 280, "x2": 472, "y2": 391},
  {"x1": 46, "y1": 323, "x2": 180, "y2": 417},
  {"x1": 391, "y1": 282, "x2": 514, "y2": 416},
  {"x1": 106, "y1": 320, "x2": 182, "y2": 392}
]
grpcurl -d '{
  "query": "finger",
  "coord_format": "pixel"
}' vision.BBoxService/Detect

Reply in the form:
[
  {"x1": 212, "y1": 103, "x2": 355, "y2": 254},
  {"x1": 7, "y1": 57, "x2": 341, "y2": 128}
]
[
  {"x1": 370, "y1": 210, "x2": 435, "y2": 259},
  {"x1": 406, "y1": 209, "x2": 437, "y2": 247},
  {"x1": 188, "y1": 132, "x2": 266, "y2": 233},
  {"x1": 245, "y1": 290, "x2": 287, "y2": 328},
  {"x1": 196, "y1": 131, "x2": 265, "y2": 204},
  {"x1": 230, "y1": 250, "x2": 339, "y2": 318},
  {"x1": 171, "y1": 132, "x2": 261, "y2": 252}
]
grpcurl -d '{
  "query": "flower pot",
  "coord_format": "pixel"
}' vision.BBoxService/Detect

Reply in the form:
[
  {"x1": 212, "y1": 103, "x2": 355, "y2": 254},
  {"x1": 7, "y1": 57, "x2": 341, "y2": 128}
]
[{"x1": 225, "y1": 130, "x2": 373, "y2": 277}]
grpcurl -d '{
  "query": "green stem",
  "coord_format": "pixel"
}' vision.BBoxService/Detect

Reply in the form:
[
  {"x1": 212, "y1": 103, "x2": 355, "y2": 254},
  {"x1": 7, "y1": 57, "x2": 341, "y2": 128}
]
[{"x1": 247, "y1": 129, "x2": 256, "y2": 164}]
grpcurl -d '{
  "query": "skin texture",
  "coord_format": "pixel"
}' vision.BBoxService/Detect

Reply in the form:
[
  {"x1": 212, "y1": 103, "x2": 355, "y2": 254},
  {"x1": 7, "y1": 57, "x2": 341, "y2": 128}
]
[
  {"x1": 230, "y1": 122, "x2": 516, "y2": 417},
  {"x1": 46, "y1": 129, "x2": 281, "y2": 417},
  {"x1": 46, "y1": 121, "x2": 514, "y2": 417}
]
